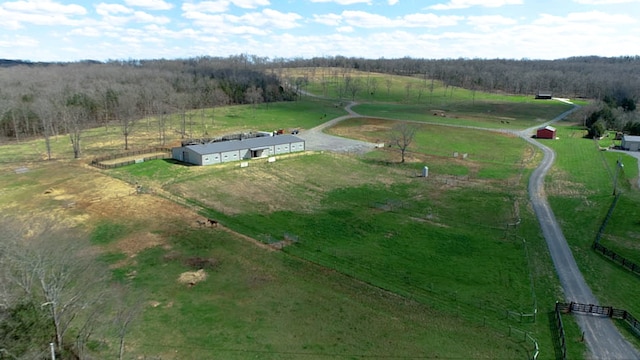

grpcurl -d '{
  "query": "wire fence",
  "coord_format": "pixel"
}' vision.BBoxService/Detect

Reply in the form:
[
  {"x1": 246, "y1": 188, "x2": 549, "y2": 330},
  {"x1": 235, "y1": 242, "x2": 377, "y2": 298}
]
[{"x1": 90, "y1": 147, "x2": 172, "y2": 169}]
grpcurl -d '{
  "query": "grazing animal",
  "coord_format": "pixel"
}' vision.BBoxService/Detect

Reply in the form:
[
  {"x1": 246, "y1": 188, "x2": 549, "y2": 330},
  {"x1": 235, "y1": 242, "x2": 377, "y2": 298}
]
[
  {"x1": 207, "y1": 219, "x2": 219, "y2": 227},
  {"x1": 196, "y1": 219, "x2": 207, "y2": 227}
]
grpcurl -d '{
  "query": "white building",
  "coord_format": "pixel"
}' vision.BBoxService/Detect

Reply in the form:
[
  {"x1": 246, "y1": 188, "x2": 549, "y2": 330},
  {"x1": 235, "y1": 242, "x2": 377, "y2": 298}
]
[
  {"x1": 172, "y1": 134, "x2": 305, "y2": 166},
  {"x1": 621, "y1": 135, "x2": 640, "y2": 151}
]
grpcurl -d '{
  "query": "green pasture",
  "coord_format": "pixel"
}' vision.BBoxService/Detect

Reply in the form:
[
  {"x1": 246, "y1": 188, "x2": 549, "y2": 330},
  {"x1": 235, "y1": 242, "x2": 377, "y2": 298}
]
[
  {"x1": 544, "y1": 124, "x2": 640, "y2": 321},
  {"x1": 351, "y1": 101, "x2": 574, "y2": 129},
  {"x1": 111, "y1": 122, "x2": 575, "y2": 357},
  {"x1": 123, "y1": 227, "x2": 531, "y2": 359},
  {"x1": 0, "y1": 69, "x2": 602, "y2": 358}
]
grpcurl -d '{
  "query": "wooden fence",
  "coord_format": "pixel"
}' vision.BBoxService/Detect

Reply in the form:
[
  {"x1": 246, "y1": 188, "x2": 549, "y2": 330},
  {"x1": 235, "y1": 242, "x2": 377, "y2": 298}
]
[
  {"x1": 90, "y1": 147, "x2": 171, "y2": 169},
  {"x1": 556, "y1": 301, "x2": 640, "y2": 337},
  {"x1": 507, "y1": 326, "x2": 539, "y2": 360},
  {"x1": 554, "y1": 302, "x2": 568, "y2": 360},
  {"x1": 591, "y1": 193, "x2": 640, "y2": 278},
  {"x1": 592, "y1": 242, "x2": 640, "y2": 277},
  {"x1": 594, "y1": 193, "x2": 620, "y2": 243}
]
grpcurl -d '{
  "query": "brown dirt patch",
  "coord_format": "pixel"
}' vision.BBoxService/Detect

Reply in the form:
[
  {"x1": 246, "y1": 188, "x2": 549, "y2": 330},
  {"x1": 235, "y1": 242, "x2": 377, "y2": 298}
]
[{"x1": 114, "y1": 232, "x2": 165, "y2": 257}]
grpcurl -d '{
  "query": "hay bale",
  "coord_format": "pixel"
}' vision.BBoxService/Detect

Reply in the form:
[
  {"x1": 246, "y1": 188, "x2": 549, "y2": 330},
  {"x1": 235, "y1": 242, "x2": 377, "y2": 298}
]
[{"x1": 178, "y1": 269, "x2": 207, "y2": 286}]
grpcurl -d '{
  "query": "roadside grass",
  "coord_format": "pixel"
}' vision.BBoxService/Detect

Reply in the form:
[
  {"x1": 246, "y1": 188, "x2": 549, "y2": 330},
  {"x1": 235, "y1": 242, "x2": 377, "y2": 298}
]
[{"x1": 544, "y1": 123, "x2": 640, "y2": 335}]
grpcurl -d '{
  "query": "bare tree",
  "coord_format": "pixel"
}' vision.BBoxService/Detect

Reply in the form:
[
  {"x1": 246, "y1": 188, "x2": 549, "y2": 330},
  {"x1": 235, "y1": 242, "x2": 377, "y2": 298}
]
[
  {"x1": 389, "y1": 122, "x2": 418, "y2": 163},
  {"x1": 345, "y1": 76, "x2": 363, "y2": 100},
  {"x1": 245, "y1": 85, "x2": 263, "y2": 118},
  {"x1": 60, "y1": 90, "x2": 95, "y2": 159},
  {"x1": 0, "y1": 217, "x2": 109, "y2": 357},
  {"x1": 111, "y1": 285, "x2": 142, "y2": 360}
]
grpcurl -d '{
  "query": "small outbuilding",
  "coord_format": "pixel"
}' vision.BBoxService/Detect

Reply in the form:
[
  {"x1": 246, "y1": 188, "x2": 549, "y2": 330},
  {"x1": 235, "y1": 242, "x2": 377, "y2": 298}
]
[
  {"x1": 535, "y1": 91, "x2": 553, "y2": 100},
  {"x1": 536, "y1": 126, "x2": 557, "y2": 139},
  {"x1": 172, "y1": 134, "x2": 305, "y2": 166},
  {"x1": 621, "y1": 135, "x2": 640, "y2": 151}
]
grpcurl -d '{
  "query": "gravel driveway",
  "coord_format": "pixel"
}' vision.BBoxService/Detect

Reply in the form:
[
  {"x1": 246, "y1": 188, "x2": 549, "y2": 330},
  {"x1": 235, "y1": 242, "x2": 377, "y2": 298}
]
[
  {"x1": 523, "y1": 105, "x2": 639, "y2": 359},
  {"x1": 295, "y1": 102, "x2": 377, "y2": 155}
]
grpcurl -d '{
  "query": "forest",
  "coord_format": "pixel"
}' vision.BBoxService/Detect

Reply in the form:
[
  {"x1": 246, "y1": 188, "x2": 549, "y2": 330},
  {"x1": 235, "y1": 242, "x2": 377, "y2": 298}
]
[{"x1": 1, "y1": 54, "x2": 640, "y2": 150}]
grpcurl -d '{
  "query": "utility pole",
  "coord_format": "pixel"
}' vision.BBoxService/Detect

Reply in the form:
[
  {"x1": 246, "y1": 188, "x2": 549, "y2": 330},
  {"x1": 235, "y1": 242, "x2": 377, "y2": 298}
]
[
  {"x1": 613, "y1": 158, "x2": 624, "y2": 195},
  {"x1": 50, "y1": 342, "x2": 56, "y2": 360}
]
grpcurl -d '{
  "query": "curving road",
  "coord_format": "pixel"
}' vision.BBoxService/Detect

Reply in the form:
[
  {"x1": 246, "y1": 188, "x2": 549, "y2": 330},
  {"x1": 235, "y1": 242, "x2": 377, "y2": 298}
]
[
  {"x1": 521, "y1": 106, "x2": 639, "y2": 360},
  {"x1": 296, "y1": 102, "x2": 377, "y2": 154},
  {"x1": 300, "y1": 97, "x2": 639, "y2": 359}
]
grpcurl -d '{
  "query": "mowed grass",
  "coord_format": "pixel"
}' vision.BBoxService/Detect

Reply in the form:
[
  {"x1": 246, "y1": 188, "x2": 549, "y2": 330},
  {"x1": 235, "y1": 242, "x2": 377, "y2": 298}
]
[
  {"x1": 282, "y1": 67, "x2": 574, "y2": 129},
  {"x1": 543, "y1": 123, "x2": 640, "y2": 320},
  {"x1": 352, "y1": 101, "x2": 574, "y2": 129}
]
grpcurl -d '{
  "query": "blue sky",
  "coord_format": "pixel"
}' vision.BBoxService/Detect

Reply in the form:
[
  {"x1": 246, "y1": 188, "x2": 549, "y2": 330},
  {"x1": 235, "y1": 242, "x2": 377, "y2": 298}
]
[{"x1": 1, "y1": 0, "x2": 640, "y2": 62}]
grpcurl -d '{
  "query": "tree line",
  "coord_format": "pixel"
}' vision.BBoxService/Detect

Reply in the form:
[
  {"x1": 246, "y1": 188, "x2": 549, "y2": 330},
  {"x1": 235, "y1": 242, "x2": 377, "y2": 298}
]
[
  {"x1": 2, "y1": 54, "x2": 640, "y2": 154},
  {"x1": 0, "y1": 56, "x2": 297, "y2": 158}
]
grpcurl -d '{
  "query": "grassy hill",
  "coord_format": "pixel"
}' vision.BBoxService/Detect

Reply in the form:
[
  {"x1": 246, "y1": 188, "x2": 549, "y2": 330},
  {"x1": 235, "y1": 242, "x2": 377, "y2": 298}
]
[{"x1": 0, "y1": 69, "x2": 611, "y2": 359}]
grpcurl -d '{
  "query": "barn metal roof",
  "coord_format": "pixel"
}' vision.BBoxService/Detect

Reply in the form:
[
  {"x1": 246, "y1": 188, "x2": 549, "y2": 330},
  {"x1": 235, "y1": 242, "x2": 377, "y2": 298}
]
[
  {"x1": 623, "y1": 135, "x2": 640, "y2": 142},
  {"x1": 183, "y1": 134, "x2": 304, "y2": 155},
  {"x1": 539, "y1": 125, "x2": 556, "y2": 131}
]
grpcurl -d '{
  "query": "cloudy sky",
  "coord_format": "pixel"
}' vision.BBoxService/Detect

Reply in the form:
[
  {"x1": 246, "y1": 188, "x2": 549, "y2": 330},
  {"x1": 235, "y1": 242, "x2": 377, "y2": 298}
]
[{"x1": 1, "y1": 0, "x2": 640, "y2": 62}]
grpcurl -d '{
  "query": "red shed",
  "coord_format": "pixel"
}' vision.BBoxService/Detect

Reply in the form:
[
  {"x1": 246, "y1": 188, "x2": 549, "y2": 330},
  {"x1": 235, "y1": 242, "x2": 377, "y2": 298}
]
[{"x1": 536, "y1": 126, "x2": 556, "y2": 139}]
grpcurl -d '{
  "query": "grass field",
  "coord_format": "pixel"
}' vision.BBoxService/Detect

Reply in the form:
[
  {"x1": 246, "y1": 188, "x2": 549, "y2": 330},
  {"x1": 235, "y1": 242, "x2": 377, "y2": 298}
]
[
  {"x1": 541, "y1": 123, "x2": 640, "y2": 347},
  {"x1": 0, "y1": 68, "x2": 602, "y2": 359}
]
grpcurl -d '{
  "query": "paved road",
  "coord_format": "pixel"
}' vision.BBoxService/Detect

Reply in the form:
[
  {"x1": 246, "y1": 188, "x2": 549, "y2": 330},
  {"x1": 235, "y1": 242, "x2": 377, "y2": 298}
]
[
  {"x1": 522, "y1": 106, "x2": 639, "y2": 360},
  {"x1": 300, "y1": 97, "x2": 639, "y2": 359}
]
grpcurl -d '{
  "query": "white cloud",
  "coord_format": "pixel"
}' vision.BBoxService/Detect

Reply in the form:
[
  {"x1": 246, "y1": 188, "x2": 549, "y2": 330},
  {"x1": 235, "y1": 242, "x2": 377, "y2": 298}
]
[
  {"x1": 124, "y1": 0, "x2": 173, "y2": 10},
  {"x1": 319, "y1": 11, "x2": 462, "y2": 29},
  {"x1": 230, "y1": 0, "x2": 270, "y2": 8},
  {"x1": 341, "y1": 10, "x2": 393, "y2": 28},
  {"x1": 534, "y1": 11, "x2": 636, "y2": 26},
  {"x1": 573, "y1": 0, "x2": 640, "y2": 4},
  {"x1": 429, "y1": 0, "x2": 523, "y2": 10},
  {"x1": 402, "y1": 13, "x2": 463, "y2": 27},
  {"x1": 313, "y1": 13, "x2": 342, "y2": 26},
  {"x1": 3, "y1": 0, "x2": 86, "y2": 15},
  {"x1": 466, "y1": 15, "x2": 517, "y2": 31},
  {"x1": 96, "y1": 3, "x2": 133, "y2": 16},
  {"x1": 310, "y1": 0, "x2": 372, "y2": 5},
  {"x1": 182, "y1": 1, "x2": 231, "y2": 14},
  {"x1": 388, "y1": 0, "x2": 399, "y2": 4},
  {"x1": 337, "y1": 26, "x2": 354, "y2": 32},
  {"x1": 226, "y1": 9, "x2": 302, "y2": 29},
  {"x1": 133, "y1": 10, "x2": 171, "y2": 24},
  {"x1": 0, "y1": 35, "x2": 39, "y2": 48},
  {"x1": 0, "y1": 0, "x2": 86, "y2": 29}
]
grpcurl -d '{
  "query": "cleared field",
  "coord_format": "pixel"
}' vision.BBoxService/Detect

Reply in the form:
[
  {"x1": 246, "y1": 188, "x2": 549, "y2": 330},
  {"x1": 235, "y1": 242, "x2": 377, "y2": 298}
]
[{"x1": 0, "y1": 69, "x2": 594, "y2": 359}]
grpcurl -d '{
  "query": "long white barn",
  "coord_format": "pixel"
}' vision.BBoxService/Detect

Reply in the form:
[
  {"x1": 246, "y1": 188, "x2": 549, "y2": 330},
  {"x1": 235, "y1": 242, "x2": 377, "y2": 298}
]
[{"x1": 172, "y1": 134, "x2": 305, "y2": 166}]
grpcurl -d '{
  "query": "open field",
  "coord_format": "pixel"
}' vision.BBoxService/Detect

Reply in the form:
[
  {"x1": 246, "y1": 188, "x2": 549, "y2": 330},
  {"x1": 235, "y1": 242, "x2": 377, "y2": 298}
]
[{"x1": 0, "y1": 69, "x2": 599, "y2": 359}]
